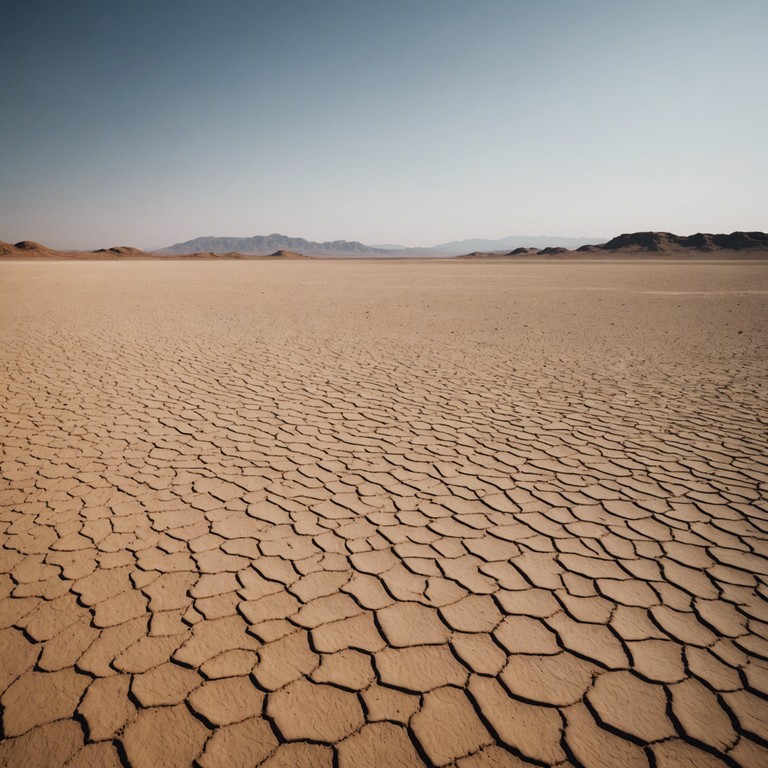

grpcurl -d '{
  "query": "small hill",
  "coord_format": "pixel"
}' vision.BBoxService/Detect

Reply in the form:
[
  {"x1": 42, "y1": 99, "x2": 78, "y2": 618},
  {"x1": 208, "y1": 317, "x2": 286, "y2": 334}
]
[
  {"x1": 15, "y1": 240, "x2": 48, "y2": 250},
  {"x1": 93, "y1": 246, "x2": 149, "y2": 257},
  {"x1": 459, "y1": 250, "x2": 518, "y2": 259},
  {"x1": 267, "y1": 249, "x2": 310, "y2": 259},
  {"x1": 13, "y1": 240, "x2": 60, "y2": 257}
]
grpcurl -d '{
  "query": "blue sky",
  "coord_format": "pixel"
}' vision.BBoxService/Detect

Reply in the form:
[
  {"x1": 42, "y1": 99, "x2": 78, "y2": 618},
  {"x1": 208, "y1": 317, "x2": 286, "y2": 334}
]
[{"x1": 1, "y1": 0, "x2": 766, "y2": 248}]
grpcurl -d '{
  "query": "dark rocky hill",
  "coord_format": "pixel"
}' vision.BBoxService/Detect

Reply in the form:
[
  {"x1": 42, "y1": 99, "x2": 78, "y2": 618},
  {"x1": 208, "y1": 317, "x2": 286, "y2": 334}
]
[{"x1": 601, "y1": 231, "x2": 768, "y2": 252}]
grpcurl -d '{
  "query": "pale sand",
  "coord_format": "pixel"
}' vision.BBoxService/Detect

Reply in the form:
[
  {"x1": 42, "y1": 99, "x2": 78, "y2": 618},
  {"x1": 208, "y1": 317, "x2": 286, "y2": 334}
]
[{"x1": 0, "y1": 260, "x2": 767, "y2": 767}]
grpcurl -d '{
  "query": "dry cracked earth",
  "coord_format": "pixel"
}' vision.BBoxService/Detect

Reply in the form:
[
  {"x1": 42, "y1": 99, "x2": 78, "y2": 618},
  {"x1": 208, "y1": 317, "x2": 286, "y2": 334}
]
[{"x1": 1, "y1": 259, "x2": 767, "y2": 768}]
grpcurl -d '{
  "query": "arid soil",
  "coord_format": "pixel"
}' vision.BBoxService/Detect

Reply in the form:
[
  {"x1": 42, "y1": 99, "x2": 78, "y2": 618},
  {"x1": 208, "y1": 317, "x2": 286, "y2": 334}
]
[{"x1": 1, "y1": 260, "x2": 767, "y2": 768}]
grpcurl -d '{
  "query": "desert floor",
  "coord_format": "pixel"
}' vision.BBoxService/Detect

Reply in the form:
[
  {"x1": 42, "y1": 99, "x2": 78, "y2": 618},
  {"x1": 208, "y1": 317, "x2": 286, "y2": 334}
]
[{"x1": 1, "y1": 259, "x2": 767, "y2": 768}]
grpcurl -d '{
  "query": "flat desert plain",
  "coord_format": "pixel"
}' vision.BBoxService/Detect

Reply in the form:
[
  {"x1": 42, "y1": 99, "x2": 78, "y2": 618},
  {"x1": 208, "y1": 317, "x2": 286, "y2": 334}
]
[{"x1": 1, "y1": 259, "x2": 767, "y2": 768}]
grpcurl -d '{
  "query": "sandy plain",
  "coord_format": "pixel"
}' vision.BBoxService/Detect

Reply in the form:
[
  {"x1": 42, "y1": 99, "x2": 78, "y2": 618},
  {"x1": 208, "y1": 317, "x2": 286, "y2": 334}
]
[{"x1": 0, "y1": 259, "x2": 767, "y2": 768}]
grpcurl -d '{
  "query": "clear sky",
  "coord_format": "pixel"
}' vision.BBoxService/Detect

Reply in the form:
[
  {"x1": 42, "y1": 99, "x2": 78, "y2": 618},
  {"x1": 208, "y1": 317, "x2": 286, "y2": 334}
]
[{"x1": 1, "y1": 0, "x2": 766, "y2": 249}]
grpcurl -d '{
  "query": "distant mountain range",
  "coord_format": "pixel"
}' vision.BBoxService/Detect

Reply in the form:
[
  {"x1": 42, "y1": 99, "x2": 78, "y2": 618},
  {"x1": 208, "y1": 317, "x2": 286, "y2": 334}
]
[
  {"x1": 3, "y1": 231, "x2": 767, "y2": 260},
  {"x1": 160, "y1": 233, "x2": 605, "y2": 256},
  {"x1": 160, "y1": 234, "x2": 390, "y2": 256}
]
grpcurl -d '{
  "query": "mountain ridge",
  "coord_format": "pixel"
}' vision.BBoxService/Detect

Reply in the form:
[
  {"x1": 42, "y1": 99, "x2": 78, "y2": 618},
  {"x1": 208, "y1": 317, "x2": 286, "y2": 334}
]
[
  {"x1": 3, "y1": 231, "x2": 767, "y2": 260},
  {"x1": 160, "y1": 234, "x2": 389, "y2": 256},
  {"x1": 458, "y1": 231, "x2": 768, "y2": 259},
  {"x1": 594, "y1": 231, "x2": 768, "y2": 252},
  {"x1": 160, "y1": 233, "x2": 606, "y2": 255}
]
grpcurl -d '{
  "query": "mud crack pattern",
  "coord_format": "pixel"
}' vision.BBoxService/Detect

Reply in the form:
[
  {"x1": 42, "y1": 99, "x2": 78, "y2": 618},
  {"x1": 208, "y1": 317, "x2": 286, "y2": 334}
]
[{"x1": 1, "y1": 261, "x2": 767, "y2": 767}]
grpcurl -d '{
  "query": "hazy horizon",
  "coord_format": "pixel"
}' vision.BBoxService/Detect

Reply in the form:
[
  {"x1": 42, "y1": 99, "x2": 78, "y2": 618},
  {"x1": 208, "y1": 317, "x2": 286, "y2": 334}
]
[{"x1": 2, "y1": 0, "x2": 766, "y2": 250}]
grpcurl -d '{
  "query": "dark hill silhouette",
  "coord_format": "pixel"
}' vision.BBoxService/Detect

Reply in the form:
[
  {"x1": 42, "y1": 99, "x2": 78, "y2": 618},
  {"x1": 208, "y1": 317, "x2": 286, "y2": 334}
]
[
  {"x1": 458, "y1": 231, "x2": 768, "y2": 258},
  {"x1": 602, "y1": 231, "x2": 768, "y2": 252},
  {"x1": 93, "y1": 246, "x2": 148, "y2": 256},
  {"x1": 267, "y1": 250, "x2": 310, "y2": 259},
  {"x1": 14, "y1": 240, "x2": 59, "y2": 255}
]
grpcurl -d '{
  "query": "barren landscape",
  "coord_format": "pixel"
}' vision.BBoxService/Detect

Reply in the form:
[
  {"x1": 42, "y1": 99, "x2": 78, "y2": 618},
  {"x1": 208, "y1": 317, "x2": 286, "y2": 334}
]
[{"x1": 1, "y1": 259, "x2": 767, "y2": 767}]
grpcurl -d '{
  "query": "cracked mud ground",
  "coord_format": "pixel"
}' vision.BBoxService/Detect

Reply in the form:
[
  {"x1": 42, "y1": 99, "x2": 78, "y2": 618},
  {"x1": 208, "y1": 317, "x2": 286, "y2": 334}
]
[{"x1": 1, "y1": 260, "x2": 767, "y2": 768}]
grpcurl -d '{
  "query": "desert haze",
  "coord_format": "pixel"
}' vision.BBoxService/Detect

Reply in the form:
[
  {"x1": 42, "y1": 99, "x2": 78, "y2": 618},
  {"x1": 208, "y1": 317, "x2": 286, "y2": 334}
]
[
  {"x1": 0, "y1": 257, "x2": 767, "y2": 767},
  {"x1": 2, "y1": 230, "x2": 768, "y2": 260}
]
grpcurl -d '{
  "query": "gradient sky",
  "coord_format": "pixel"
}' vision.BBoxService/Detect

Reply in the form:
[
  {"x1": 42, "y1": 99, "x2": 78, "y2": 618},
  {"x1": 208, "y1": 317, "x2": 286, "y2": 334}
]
[{"x1": 1, "y1": 0, "x2": 766, "y2": 249}]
